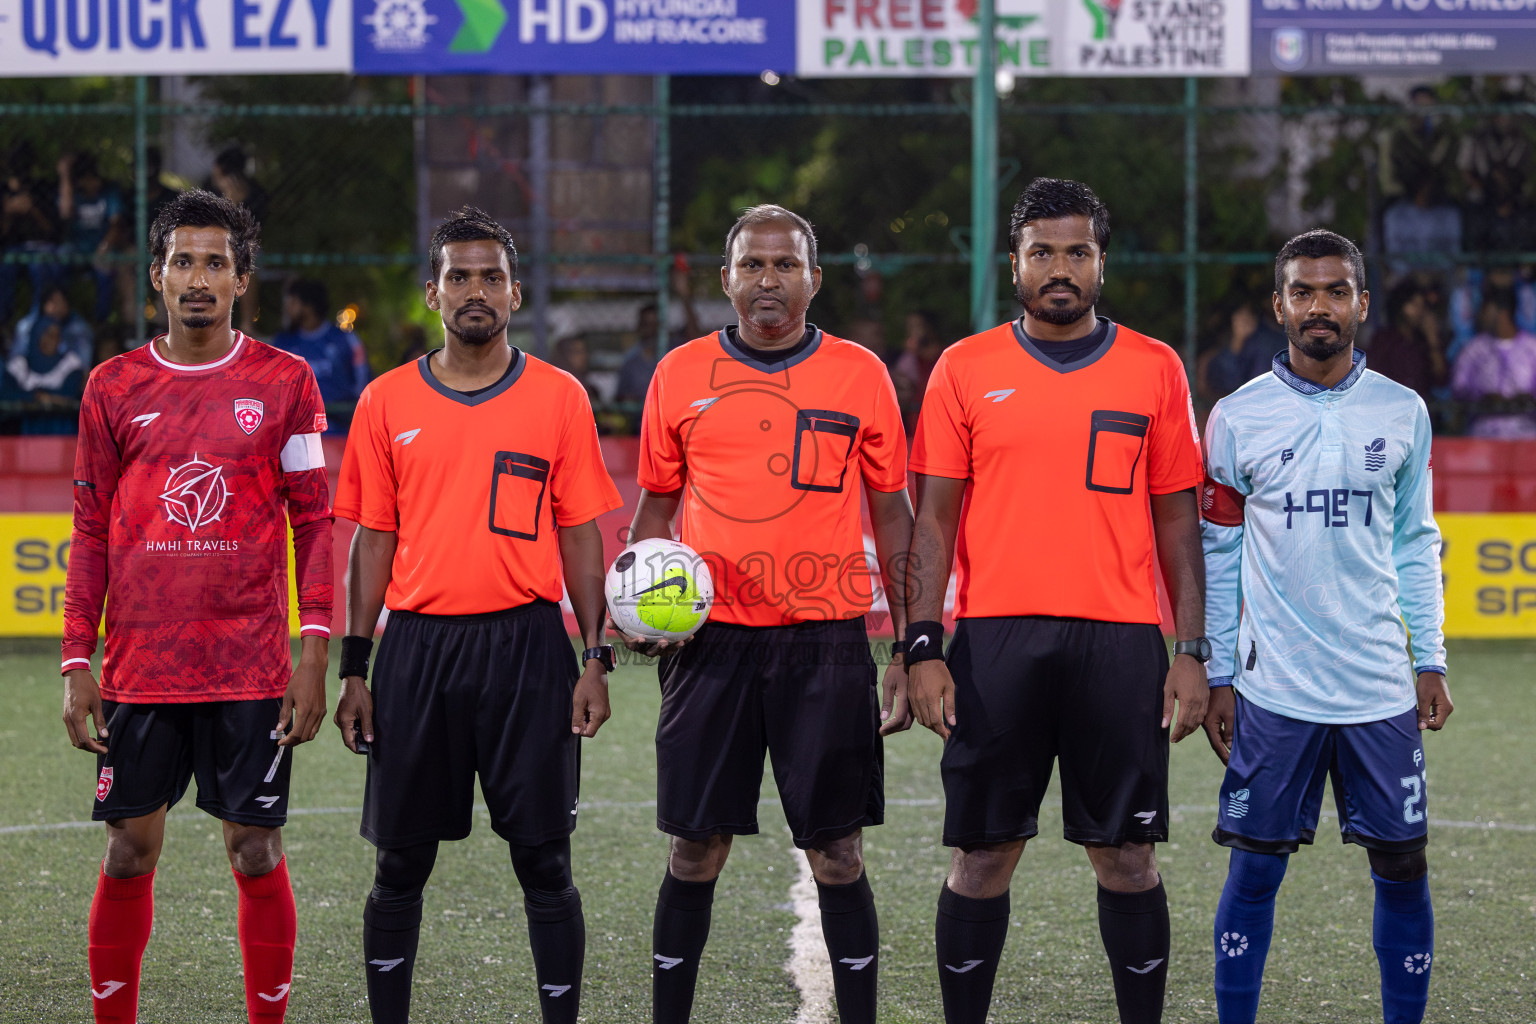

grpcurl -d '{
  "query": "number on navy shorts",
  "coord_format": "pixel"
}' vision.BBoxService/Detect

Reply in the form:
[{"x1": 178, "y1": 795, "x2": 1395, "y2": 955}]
[{"x1": 1400, "y1": 772, "x2": 1426, "y2": 824}]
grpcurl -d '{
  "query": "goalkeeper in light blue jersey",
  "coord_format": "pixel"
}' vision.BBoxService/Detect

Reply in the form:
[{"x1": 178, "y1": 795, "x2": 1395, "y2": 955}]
[{"x1": 1198, "y1": 231, "x2": 1454, "y2": 1024}]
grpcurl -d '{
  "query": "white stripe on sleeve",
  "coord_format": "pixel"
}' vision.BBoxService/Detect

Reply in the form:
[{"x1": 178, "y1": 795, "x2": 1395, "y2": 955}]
[{"x1": 280, "y1": 432, "x2": 325, "y2": 473}]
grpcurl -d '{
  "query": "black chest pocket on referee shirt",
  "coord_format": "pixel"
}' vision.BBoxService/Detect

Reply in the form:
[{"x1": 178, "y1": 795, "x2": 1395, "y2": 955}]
[
  {"x1": 1085, "y1": 410, "x2": 1150, "y2": 495},
  {"x1": 792, "y1": 409, "x2": 860, "y2": 493},
  {"x1": 489, "y1": 451, "x2": 550, "y2": 540}
]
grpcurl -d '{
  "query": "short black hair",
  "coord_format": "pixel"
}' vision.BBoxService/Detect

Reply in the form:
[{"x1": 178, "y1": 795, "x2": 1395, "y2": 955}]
[
  {"x1": 214, "y1": 144, "x2": 249, "y2": 178},
  {"x1": 284, "y1": 277, "x2": 329, "y2": 318},
  {"x1": 724, "y1": 204, "x2": 818, "y2": 269},
  {"x1": 429, "y1": 206, "x2": 518, "y2": 281},
  {"x1": 149, "y1": 187, "x2": 260, "y2": 277},
  {"x1": 1274, "y1": 229, "x2": 1365, "y2": 296},
  {"x1": 1008, "y1": 178, "x2": 1111, "y2": 256},
  {"x1": 1483, "y1": 287, "x2": 1517, "y2": 317}
]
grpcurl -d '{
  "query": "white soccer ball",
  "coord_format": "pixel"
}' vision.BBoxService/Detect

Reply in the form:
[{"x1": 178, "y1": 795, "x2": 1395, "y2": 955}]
[{"x1": 606, "y1": 537, "x2": 714, "y2": 642}]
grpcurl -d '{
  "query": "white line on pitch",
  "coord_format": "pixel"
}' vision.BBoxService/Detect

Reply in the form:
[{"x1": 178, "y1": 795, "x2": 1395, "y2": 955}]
[{"x1": 784, "y1": 845, "x2": 834, "y2": 1024}]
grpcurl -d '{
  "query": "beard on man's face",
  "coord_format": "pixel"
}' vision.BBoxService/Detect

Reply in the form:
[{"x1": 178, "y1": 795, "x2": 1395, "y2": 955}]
[
  {"x1": 1018, "y1": 276, "x2": 1103, "y2": 326},
  {"x1": 176, "y1": 291, "x2": 221, "y2": 330},
  {"x1": 448, "y1": 303, "x2": 509, "y2": 345},
  {"x1": 1286, "y1": 315, "x2": 1355, "y2": 361}
]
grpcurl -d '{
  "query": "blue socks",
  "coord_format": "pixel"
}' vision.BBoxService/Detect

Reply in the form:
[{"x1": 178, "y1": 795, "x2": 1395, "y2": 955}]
[
  {"x1": 1212, "y1": 849, "x2": 1288, "y2": 1024},
  {"x1": 1372, "y1": 872, "x2": 1434, "y2": 1024},
  {"x1": 1213, "y1": 854, "x2": 1434, "y2": 1024}
]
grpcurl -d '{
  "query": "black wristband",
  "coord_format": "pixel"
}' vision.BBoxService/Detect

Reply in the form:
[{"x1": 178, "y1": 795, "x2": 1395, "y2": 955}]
[
  {"x1": 339, "y1": 635, "x2": 374, "y2": 681},
  {"x1": 903, "y1": 620, "x2": 945, "y2": 664},
  {"x1": 890, "y1": 640, "x2": 909, "y2": 657}
]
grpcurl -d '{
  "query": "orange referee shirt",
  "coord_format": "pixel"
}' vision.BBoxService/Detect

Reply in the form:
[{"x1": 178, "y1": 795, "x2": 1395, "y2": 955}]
[
  {"x1": 335, "y1": 350, "x2": 622, "y2": 615},
  {"x1": 639, "y1": 327, "x2": 907, "y2": 627},
  {"x1": 910, "y1": 318, "x2": 1202, "y2": 624}
]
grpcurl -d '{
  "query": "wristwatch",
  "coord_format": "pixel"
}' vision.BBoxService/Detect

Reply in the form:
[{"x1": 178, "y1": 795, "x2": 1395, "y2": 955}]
[
  {"x1": 1173, "y1": 637, "x2": 1212, "y2": 664},
  {"x1": 582, "y1": 645, "x2": 616, "y2": 672}
]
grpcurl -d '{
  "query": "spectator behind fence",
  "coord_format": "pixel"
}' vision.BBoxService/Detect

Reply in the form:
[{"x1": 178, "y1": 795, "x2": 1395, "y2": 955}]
[
  {"x1": 1385, "y1": 85, "x2": 1455, "y2": 203},
  {"x1": 269, "y1": 278, "x2": 368, "y2": 432},
  {"x1": 1198, "y1": 302, "x2": 1285, "y2": 403},
  {"x1": 1457, "y1": 97, "x2": 1529, "y2": 208},
  {"x1": 1365, "y1": 280, "x2": 1448, "y2": 403},
  {"x1": 553, "y1": 334, "x2": 601, "y2": 403},
  {"x1": 1452, "y1": 289, "x2": 1536, "y2": 439},
  {"x1": 205, "y1": 145, "x2": 268, "y2": 333},
  {"x1": 892, "y1": 309, "x2": 946, "y2": 433},
  {"x1": 13, "y1": 286, "x2": 94, "y2": 370},
  {"x1": 56, "y1": 152, "x2": 126, "y2": 324},
  {"x1": 1, "y1": 142, "x2": 59, "y2": 323},
  {"x1": 1383, "y1": 176, "x2": 1462, "y2": 263},
  {"x1": 1464, "y1": 166, "x2": 1536, "y2": 253},
  {"x1": 6, "y1": 316, "x2": 85, "y2": 434},
  {"x1": 617, "y1": 303, "x2": 661, "y2": 402}
]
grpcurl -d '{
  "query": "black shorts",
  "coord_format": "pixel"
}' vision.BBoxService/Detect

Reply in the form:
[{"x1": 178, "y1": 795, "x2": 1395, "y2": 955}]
[
  {"x1": 92, "y1": 698, "x2": 290, "y2": 827},
  {"x1": 655, "y1": 618, "x2": 883, "y2": 850},
  {"x1": 941, "y1": 616, "x2": 1170, "y2": 848},
  {"x1": 361, "y1": 601, "x2": 581, "y2": 849}
]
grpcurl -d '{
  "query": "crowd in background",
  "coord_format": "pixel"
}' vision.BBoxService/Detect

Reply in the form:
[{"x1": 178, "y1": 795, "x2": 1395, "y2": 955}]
[
  {"x1": 1196, "y1": 83, "x2": 1536, "y2": 439},
  {"x1": 6, "y1": 81, "x2": 1536, "y2": 439}
]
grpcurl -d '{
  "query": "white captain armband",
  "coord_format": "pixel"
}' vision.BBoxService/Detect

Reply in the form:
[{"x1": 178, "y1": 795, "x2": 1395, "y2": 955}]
[{"x1": 280, "y1": 432, "x2": 325, "y2": 473}]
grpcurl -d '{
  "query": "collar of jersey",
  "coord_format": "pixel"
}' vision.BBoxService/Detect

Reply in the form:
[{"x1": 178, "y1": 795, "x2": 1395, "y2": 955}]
[
  {"x1": 717, "y1": 324, "x2": 822, "y2": 373},
  {"x1": 1271, "y1": 348, "x2": 1365, "y2": 396},
  {"x1": 417, "y1": 347, "x2": 526, "y2": 407},
  {"x1": 1011, "y1": 316, "x2": 1117, "y2": 374},
  {"x1": 146, "y1": 330, "x2": 247, "y2": 373}
]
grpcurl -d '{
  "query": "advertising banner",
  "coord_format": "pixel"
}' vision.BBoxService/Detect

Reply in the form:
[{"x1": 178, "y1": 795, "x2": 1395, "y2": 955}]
[
  {"x1": 1439, "y1": 513, "x2": 1536, "y2": 639},
  {"x1": 796, "y1": 0, "x2": 1051, "y2": 78},
  {"x1": 352, "y1": 0, "x2": 793, "y2": 74},
  {"x1": 1057, "y1": 0, "x2": 1250, "y2": 77},
  {"x1": 1253, "y1": 0, "x2": 1536, "y2": 76},
  {"x1": 0, "y1": 0, "x2": 351, "y2": 75}
]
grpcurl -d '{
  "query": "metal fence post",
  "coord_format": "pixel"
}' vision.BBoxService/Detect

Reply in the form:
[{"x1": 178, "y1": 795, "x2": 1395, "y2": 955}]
[
  {"x1": 969, "y1": 0, "x2": 998, "y2": 336},
  {"x1": 654, "y1": 75, "x2": 671, "y2": 354},
  {"x1": 530, "y1": 75, "x2": 551, "y2": 359},
  {"x1": 1183, "y1": 76, "x2": 1198, "y2": 378},
  {"x1": 133, "y1": 76, "x2": 148, "y2": 347}
]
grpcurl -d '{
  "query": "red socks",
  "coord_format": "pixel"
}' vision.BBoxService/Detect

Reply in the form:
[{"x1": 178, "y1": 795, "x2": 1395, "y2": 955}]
[
  {"x1": 88, "y1": 867, "x2": 155, "y2": 1024},
  {"x1": 234, "y1": 856, "x2": 297, "y2": 1024}
]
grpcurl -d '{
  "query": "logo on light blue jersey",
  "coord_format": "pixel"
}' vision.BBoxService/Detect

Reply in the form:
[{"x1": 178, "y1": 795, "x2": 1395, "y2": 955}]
[
  {"x1": 1365, "y1": 437, "x2": 1386, "y2": 472},
  {"x1": 1280, "y1": 448, "x2": 1294, "y2": 466}
]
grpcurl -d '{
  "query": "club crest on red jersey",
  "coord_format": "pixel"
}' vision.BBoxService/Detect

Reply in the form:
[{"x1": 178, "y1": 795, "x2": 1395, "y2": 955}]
[
  {"x1": 234, "y1": 398, "x2": 265, "y2": 435},
  {"x1": 96, "y1": 766, "x2": 113, "y2": 801}
]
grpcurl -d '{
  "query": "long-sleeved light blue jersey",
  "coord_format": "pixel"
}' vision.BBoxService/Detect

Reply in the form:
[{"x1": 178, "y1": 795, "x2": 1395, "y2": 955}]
[{"x1": 1201, "y1": 351, "x2": 1446, "y2": 724}]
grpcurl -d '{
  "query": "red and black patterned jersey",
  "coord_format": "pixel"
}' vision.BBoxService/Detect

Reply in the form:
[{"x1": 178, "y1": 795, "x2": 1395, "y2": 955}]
[{"x1": 61, "y1": 332, "x2": 334, "y2": 703}]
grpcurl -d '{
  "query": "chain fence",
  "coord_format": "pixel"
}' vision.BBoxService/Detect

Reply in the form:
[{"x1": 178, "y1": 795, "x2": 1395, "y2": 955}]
[{"x1": 3, "y1": 74, "x2": 1535, "y2": 437}]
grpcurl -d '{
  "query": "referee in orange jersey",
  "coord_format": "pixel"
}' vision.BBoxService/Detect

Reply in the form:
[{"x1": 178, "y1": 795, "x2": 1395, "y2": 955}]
[
  {"x1": 626, "y1": 205, "x2": 913, "y2": 1024},
  {"x1": 905, "y1": 179, "x2": 1209, "y2": 1024},
  {"x1": 332, "y1": 207, "x2": 622, "y2": 1024}
]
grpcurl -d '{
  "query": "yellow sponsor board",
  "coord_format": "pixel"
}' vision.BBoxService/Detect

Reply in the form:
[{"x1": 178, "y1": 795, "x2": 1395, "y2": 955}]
[
  {"x1": 0, "y1": 514, "x2": 302, "y2": 640},
  {"x1": 1440, "y1": 513, "x2": 1536, "y2": 638},
  {"x1": 1, "y1": 512, "x2": 1531, "y2": 638}
]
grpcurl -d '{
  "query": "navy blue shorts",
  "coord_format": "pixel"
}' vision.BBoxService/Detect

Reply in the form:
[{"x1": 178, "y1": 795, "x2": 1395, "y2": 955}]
[{"x1": 1213, "y1": 691, "x2": 1429, "y2": 855}]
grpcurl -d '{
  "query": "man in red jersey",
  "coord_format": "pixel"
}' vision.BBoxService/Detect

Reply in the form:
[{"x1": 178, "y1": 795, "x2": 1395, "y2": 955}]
[
  {"x1": 61, "y1": 189, "x2": 333, "y2": 1024},
  {"x1": 627, "y1": 205, "x2": 912, "y2": 1024},
  {"x1": 905, "y1": 178, "x2": 1208, "y2": 1024}
]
